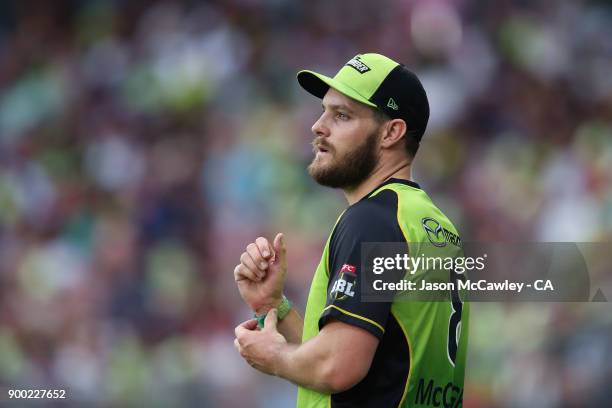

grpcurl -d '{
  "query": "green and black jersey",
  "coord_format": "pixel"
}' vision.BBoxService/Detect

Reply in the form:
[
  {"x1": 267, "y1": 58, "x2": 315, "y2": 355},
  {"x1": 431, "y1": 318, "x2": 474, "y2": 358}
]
[{"x1": 297, "y1": 178, "x2": 469, "y2": 408}]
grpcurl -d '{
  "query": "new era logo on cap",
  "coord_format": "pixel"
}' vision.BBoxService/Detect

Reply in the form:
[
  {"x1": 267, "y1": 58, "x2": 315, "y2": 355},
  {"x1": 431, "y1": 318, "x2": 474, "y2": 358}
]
[{"x1": 387, "y1": 98, "x2": 399, "y2": 110}]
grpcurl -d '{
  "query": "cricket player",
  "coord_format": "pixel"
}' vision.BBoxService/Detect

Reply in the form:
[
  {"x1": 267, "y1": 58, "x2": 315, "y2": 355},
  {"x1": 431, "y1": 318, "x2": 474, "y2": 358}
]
[{"x1": 234, "y1": 53, "x2": 469, "y2": 407}]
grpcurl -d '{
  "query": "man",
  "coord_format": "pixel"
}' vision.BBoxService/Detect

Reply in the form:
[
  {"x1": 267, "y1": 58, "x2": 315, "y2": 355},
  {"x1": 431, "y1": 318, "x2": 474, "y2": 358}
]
[{"x1": 233, "y1": 53, "x2": 469, "y2": 407}]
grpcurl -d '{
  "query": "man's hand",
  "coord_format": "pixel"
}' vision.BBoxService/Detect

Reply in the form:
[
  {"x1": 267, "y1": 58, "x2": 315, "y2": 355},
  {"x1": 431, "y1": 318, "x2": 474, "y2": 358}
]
[
  {"x1": 234, "y1": 309, "x2": 288, "y2": 375},
  {"x1": 234, "y1": 233, "x2": 287, "y2": 315},
  {"x1": 234, "y1": 313, "x2": 379, "y2": 393}
]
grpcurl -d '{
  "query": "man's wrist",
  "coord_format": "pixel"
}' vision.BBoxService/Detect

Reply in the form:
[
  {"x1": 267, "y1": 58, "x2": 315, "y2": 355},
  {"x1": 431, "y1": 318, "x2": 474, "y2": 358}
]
[
  {"x1": 255, "y1": 296, "x2": 284, "y2": 316},
  {"x1": 255, "y1": 295, "x2": 292, "y2": 328}
]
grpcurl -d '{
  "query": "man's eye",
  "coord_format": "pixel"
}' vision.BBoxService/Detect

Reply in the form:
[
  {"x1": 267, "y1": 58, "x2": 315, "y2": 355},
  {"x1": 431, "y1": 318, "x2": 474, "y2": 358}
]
[{"x1": 336, "y1": 112, "x2": 349, "y2": 120}]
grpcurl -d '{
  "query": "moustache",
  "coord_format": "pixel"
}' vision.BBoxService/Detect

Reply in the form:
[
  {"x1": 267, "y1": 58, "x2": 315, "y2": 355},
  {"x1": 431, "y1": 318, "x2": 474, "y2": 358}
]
[{"x1": 311, "y1": 138, "x2": 333, "y2": 154}]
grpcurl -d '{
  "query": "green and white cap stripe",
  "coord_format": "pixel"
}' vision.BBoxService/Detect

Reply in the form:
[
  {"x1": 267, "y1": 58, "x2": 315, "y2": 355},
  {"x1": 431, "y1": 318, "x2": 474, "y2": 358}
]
[{"x1": 297, "y1": 53, "x2": 430, "y2": 141}]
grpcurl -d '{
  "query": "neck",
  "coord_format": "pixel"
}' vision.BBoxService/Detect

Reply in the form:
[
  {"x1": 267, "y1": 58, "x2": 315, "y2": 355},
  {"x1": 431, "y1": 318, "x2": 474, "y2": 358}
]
[{"x1": 343, "y1": 161, "x2": 412, "y2": 205}]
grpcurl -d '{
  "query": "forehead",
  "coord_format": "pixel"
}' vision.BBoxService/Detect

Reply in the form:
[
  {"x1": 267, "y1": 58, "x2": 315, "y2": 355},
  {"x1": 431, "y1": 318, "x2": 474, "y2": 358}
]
[{"x1": 322, "y1": 88, "x2": 372, "y2": 115}]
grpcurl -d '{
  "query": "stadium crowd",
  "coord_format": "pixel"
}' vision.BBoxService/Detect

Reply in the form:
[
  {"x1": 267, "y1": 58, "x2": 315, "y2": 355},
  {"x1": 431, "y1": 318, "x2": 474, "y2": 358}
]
[{"x1": 0, "y1": 0, "x2": 610, "y2": 406}]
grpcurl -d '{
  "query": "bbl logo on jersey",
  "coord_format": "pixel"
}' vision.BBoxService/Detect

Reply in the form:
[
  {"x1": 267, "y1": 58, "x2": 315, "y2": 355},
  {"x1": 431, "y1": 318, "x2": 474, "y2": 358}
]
[{"x1": 330, "y1": 264, "x2": 357, "y2": 300}]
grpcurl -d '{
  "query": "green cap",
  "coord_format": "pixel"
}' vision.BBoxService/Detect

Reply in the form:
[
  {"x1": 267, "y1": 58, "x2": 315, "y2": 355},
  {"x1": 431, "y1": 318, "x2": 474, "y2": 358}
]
[{"x1": 297, "y1": 53, "x2": 430, "y2": 141}]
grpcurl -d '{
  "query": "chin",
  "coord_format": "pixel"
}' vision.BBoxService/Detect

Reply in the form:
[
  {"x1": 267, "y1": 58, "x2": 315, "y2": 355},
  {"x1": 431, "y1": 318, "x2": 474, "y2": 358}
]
[{"x1": 309, "y1": 155, "x2": 332, "y2": 173}]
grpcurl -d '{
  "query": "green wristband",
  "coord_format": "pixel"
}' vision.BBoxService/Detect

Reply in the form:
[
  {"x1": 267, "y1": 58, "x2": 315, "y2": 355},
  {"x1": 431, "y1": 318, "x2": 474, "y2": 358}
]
[{"x1": 255, "y1": 295, "x2": 292, "y2": 329}]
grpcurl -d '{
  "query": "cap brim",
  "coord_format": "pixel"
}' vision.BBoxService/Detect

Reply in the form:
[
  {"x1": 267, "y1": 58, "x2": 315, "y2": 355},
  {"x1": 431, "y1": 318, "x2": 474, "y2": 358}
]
[{"x1": 297, "y1": 70, "x2": 377, "y2": 108}]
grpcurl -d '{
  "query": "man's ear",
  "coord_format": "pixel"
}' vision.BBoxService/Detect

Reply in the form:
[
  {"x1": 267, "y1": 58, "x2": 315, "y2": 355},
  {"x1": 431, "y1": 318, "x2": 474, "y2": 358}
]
[{"x1": 380, "y1": 119, "x2": 407, "y2": 148}]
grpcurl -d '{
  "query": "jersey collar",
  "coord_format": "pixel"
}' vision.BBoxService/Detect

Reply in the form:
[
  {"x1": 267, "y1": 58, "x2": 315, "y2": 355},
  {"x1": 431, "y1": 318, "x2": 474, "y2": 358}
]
[{"x1": 360, "y1": 177, "x2": 421, "y2": 202}]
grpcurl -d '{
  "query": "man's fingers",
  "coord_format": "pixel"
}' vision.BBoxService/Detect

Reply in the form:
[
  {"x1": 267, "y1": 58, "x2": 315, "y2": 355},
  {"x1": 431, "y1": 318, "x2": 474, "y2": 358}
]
[
  {"x1": 234, "y1": 264, "x2": 253, "y2": 281},
  {"x1": 240, "y1": 318, "x2": 259, "y2": 330},
  {"x1": 234, "y1": 339, "x2": 248, "y2": 359},
  {"x1": 255, "y1": 237, "x2": 274, "y2": 260},
  {"x1": 235, "y1": 323, "x2": 250, "y2": 338},
  {"x1": 264, "y1": 308, "x2": 278, "y2": 331},
  {"x1": 234, "y1": 264, "x2": 259, "y2": 282},
  {"x1": 246, "y1": 244, "x2": 268, "y2": 272},
  {"x1": 240, "y1": 252, "x2": 264, "y2": 280}
]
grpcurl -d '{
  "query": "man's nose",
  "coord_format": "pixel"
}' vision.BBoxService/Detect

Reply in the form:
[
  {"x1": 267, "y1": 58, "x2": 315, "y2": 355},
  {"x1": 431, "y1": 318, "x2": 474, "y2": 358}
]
[{"x1": 311, "y1": 114, "x2": 329, "y2": 138}]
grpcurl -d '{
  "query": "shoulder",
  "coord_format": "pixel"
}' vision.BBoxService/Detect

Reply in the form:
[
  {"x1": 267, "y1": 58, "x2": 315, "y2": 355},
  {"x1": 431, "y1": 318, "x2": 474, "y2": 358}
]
[
  {"x1": 332, "y1": 188, "x2": 403, "y2": 245},
  {"x1": 344, "y1": 188, "x2": 398, "y2": 223}
]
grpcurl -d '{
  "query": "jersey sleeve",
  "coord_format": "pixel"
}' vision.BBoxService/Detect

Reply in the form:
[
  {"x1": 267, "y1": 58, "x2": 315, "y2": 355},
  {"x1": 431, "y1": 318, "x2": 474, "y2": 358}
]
[{"x1": 319, "y1": 189, "x2": 406, "y2": 340}]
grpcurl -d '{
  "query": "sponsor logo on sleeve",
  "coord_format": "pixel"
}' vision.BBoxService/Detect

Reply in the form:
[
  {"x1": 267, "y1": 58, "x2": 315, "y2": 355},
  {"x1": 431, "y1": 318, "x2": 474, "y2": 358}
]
[{"x1": 330, "y1": 264, "x2": 357, "y2": 300}]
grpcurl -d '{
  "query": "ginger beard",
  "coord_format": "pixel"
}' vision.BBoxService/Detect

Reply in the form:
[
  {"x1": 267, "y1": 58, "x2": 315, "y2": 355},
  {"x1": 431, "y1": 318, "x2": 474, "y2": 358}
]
[{"x1": 308, "y1": 128, "x2": 380, "y2": 190}]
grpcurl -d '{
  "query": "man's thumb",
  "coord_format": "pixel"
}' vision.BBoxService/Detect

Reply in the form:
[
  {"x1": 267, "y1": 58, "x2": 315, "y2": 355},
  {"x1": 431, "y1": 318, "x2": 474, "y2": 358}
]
[
  {"x1": 272, "y1": 233, "x2": 285, "y2": 261},
  {"x1": 264, "y1": 308, "x2": 278, "y2": 331}
]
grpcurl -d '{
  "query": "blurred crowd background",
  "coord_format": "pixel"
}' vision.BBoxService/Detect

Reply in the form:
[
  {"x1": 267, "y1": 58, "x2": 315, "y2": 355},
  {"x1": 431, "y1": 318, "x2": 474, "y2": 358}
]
[{"x1": 0, "y1": 0, "x2": 611, "y2": 406}]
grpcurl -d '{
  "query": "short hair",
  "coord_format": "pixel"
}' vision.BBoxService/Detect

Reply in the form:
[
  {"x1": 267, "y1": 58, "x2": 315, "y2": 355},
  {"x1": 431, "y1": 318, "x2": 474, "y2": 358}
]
[{"x1": 372, "y1": 108, "x2": 420, "y2": 158}]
